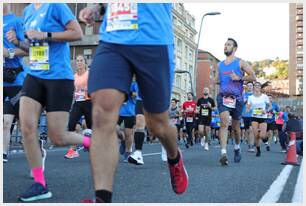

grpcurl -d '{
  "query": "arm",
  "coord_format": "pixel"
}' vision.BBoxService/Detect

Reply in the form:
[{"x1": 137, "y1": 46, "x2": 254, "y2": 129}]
[{"x1": 240, "y1": 60, "x2": 256, "y2": 82}]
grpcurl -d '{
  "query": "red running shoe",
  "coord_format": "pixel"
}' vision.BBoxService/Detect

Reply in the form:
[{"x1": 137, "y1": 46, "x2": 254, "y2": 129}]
[{"x1": 168, "y1": 149, "x2": 188, "y2": 194}]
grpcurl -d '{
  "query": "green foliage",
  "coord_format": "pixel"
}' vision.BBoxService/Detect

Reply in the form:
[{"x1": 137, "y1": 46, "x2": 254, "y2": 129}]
[{"x1": 250, "y1": 58, "x2": 288, "y2": 80}]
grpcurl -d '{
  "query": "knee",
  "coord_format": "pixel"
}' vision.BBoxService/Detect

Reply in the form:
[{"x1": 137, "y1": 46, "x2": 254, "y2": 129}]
[
  {"x1": 3, "y1": 118, "x2": 12, "y2": 131},
  {"x1": 147, "y1": 122, "x2": 166, "y2": 137},
  {"x1": 48, "y1": 130, "x2": 66, "y2": 146},
  {"x1": 20, "y1": 121, "x2": 37, "y2": 140},
  {"x1": 92, "y1": 104, "x2": 118, "y2": 129}
]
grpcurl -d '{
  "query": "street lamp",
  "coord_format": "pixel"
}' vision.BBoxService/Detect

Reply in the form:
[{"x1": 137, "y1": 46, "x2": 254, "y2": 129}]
[
  {"x1": 175, "y1": 70, "x2": 194, "y2": 96},
  {"x1": 193, "y1": 12, "x2": 221, "y2": 96}
]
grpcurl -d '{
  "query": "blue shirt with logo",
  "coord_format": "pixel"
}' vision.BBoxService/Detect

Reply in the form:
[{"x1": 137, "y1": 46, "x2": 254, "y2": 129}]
[
  {"x1": 3, "y1": 13, "x2": 27, "y2": 87},
  {"x1": 100, "y1": 3, "x2": 174, "y2": 45},
  {"x1": 218, "y1": 57, "x2": 244, "y2": 100},
  {"x1": 119, "y1": 81, "x2": 137, "y2": 117},
  {"x1": 23, "y1": 3, "x2": 75, "y2": 80}
]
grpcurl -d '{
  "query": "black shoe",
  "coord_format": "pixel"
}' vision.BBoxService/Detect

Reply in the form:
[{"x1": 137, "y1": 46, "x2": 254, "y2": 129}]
[
  {"x1": 234, "y1": 149, "x2": 241, "y2": 163},
  {"x1": 3, "y1": 153, "x2": 8, "y2": 163},
  {"x1": 266, "y1": 145, "x2": 270, "y2": 151},
  {"x1": 256, "y1": 151, "x2": 261, "y2": 157},
  {"x1": 19, "y1": 183, "x2": 52, "y2": 202},
  {"x1": 219, "y1": 154, "x2": 229, "y2": 166},
  {"x1": 185, "y1": 143, "x2": 189, "y2": 149}
]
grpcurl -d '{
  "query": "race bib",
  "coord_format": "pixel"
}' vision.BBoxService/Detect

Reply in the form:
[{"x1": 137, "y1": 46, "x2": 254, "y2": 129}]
[
  {"x1": 75, "y1": 89, "x2": 86, "y2": 102},
  {"x1": 186, "y1": 117, "x2": 193, "y2": 123},
  {"x1": 29, "y1": 44, "x2": 50, "y2": 70},
  {"x1": 223, "y1": 96, "x2": 236, "y2": 109},
  {"x1": 202, "y1": 108, "x2": 209, "y2": 116},
  {"x1": 253, "y1": 108, "x2": 264, "y2": 118},
  {"x1": 106, "y1": 3, "x2": 138, "y2": 32}
]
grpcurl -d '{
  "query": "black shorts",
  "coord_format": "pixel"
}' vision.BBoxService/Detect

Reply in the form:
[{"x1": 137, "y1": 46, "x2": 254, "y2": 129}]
[
  {"x1": 3, "y1": 86, "x2": 22, "y2": 102},
  {"x1": 251, "y1": 118, "x2": 267, "y2": 124},
  {"x1": 118, "y1": 116, "x2": 135, "y2": 129},
  {"x1": 198, "y1": 116, "x2": 212, "y2": 126},
  {"x1": 267, "y1": 122, "x2": 277, "y2": 131},
  {"x1": 135, "y1": 100, "x2": 144, "y2": 115},
  {"x1": 22, "y1": 74, "x2": 74, "y2": 112},
  {"x1": 243, "y1": 117, "x2": 252, "y2": 129},
  {"x1": 3, "y1": 91, "x2": 23, "y2": 118}
]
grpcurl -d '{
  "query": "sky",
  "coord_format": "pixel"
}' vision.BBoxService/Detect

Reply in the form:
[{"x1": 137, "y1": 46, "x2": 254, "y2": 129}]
[{"x1": 184, "y1": 3, "x2": 289, "y2": 62}]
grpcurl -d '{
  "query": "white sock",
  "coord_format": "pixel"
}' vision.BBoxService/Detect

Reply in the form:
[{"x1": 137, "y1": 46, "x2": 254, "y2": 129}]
[
  {"x1": 221, "y1": 149, "x2": 227, "y2": 155},
  {"x1": 234, "y1": 144, "x2": 240, "y2": 150}
]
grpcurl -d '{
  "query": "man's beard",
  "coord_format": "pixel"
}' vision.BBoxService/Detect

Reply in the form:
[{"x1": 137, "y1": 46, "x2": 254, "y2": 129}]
[
  {"x1": 224, "y1": 50, "x2": 233, "y2": 56},
  {"x1": 203, "y1": 93, "x2": 208, "y2": 96}
]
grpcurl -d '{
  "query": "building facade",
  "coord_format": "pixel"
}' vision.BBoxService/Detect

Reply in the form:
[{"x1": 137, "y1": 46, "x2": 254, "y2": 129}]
[
  {"x1": 196, "y1": 50, "x2": 220, "y2": 100},
  {"x1": 289, "y1": 3, "x2": 303, "y2": 96},
  {"x1": 172, "y1": 3, "x2": 197, "y2": 104}
]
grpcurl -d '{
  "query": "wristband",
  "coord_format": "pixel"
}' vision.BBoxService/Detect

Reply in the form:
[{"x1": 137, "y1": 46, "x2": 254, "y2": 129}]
[{"x1": 47, "y1": 32, "x2": 52, "y2": 41}]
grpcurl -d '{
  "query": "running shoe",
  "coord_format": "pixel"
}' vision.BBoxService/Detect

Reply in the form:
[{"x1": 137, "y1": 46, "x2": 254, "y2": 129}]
[
  {"x1": 256, "y1": 151, "x2": 261, "y2": 157},
  {"x1": 123, "y1": 152, "x2": 130, "y2": 163},
  {"x1": 200, "y1": 138, "x2": 205, "y2": 147},
  {"x1": 247, "y1": 146, "x2": 256, "y2": 153},
  {"x1": 128, "y1": 150, "x2": 144, "y2": 165},
  {"x1": 3, "y1": 153, "x2": 8, "y2": 163},
  {"x1": 81, "y1": 197, "x2": 105, "y2": 203},
  {"x1": 64, "y1": 148, "x2": 80, "y2": 159},
  {"x1": 234, "y1": 148, "x2": 241, "y2": 163},
  {"x1": 168, "y1": 150, "x2": 188, "y2": 194},
  {"x1": 19, "y1": 183, "x2": 52, "y2": 202},
  {"x1": 266, "y1": 145, "x2": 270, "y2": 151},
  {"x1": 204, "y1": 143, "x2": 209, "y2": 151},
  {"x1": 161, "y1": 146, "x2": 167, "y2": 162},
  {"x1": 219, "y1": 154, "x2": 228, "y2": 166},
  {"x1": 119, "y1": 140, "x2": 126, "y2": 155}
]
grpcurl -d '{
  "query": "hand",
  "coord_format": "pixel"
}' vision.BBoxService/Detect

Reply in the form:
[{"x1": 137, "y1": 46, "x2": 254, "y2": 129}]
[
  {"x1": 3, "y1": 48, "x2": 9, "y2": 58},
  {"x1": 207, "y1": 102, "x2": 212, "y2": 108},
  {"x1": 230, "y1": 70, "x2": 242, "y2": 81},
  {"x1": 26, "y1": 30, "x2": 47, "y2": 41},
  {"x1": 79, "y1": 6, "x2": 98, "y2": 26},
  {"x1": 6, "y1": 27, "x2": 19, "y2": 45}
]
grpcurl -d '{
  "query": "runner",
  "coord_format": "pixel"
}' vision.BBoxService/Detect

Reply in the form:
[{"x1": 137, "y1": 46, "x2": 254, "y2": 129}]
[
  {"x1": 265, "y1": 95, "x2": 280, "y2": 151},
  {"x1": 246, "y1": 82, "x2": 270, "y2": 157},
  {"x1": 14, "y1": 3, "x2": 91, "y2": 202},
  {"x1": 64, "y1": 55, "x2": 92, "y2": 159},
  {"x1": 128, "y1": 82, "x2": 146, "y2": 165},
  {"x1": 242, "y1": 82, "x2": 255, "y2": 152},
  {"x1": 197, "y1": 87, "x2": 215, "y2": 151},
  {"x1": 216, "y1": 38, "x2": 256, "y2": 166},
  {"x1": 79, "y1": 3, "x2": 188, "y2": 202},
  {"x1": 182, "y1": 92, "x2": 197, "y2": 148},
  {"x1": 118, "y1": 80, "x2": 137, "y2": 162},
  {"x1": 3, "y1": 3, "x2": 28, "y2": 163}
]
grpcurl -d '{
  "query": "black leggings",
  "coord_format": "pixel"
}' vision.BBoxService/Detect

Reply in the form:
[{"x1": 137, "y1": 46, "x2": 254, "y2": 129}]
[
  {"x1": 68, "y1": 100, "x2": 92, "y2": 131},
  {"x1": 185, "y1": 122, "x2": 194, "y2": 144}
]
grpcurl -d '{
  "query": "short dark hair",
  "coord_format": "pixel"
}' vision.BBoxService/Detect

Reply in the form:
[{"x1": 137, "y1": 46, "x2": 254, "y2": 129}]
[
  {"x1": 187, "y1": 92, "x2": 194, "y2": 97},
  {"x1": 171, "y1": 98, "x2": 177, "y2": 103},
  {"x1": 228, "y1": 38, "x2": 238, "y2": 48}
]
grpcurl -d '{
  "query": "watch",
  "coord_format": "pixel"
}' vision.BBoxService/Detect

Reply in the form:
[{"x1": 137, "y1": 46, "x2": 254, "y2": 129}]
[
  {"x1": 47, "y1": 32, "x2": 52, "y2": 41},
  {"x1": 8, "y1": 48, "x2": 15, "y2": 59}
]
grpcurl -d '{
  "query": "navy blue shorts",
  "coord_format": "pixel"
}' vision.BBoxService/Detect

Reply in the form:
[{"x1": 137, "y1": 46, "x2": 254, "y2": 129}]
[
  {"x1": 89, "y1": 41, "x2": 174, "y2": 113},
  {"x1": 217, "y1": 94, "x2": 244, "y2": 120}
]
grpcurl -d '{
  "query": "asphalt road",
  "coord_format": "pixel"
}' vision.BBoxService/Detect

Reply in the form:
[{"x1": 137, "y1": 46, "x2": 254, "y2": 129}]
[{"x1": 3, "y1": 141, "x2": 303, "y2": 203}]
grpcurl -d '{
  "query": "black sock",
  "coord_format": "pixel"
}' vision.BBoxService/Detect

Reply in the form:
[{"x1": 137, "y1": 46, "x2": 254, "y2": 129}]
[
  {"x1": 167, "y1": 150, "x2": 180, "y2": 165},
  {"x1": 134, "y1": 131, "x2": 145, "y2": 150},
  {"x1": 95, "y1": 190, "x2": 112, "y2": 203},
  {"x1": 256, "y1": 146, "x2": 261, "y2": 153}
]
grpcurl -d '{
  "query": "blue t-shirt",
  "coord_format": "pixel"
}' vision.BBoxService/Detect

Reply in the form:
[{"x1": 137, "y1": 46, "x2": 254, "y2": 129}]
[
  {"x1": 267, "y1": 102, "x2": 280, "y2": 123},
  {"x1": 3, "y1": 13, "x2": 27, "y2": 87},
  {"x1": 242, "y1": 92, "x2": 253, "y2": 117},
  {"x1": 23, "y1": 3, "x2": 75, "y2": 80},
  {"x1": 100, "y1": 3, "x2": 174, "y2": 45},
  {"x1": 119, "y1": 81, "x2": 137, "y2": 116},
  {"x1": 218, "y1": 57, "x2": 244, "y2": 100}
]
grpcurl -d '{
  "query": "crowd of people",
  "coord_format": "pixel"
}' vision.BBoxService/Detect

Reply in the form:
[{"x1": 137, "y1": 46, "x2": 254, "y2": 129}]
[{"x1": 3, "y1": 3, "x2": 303, "y2": 203}]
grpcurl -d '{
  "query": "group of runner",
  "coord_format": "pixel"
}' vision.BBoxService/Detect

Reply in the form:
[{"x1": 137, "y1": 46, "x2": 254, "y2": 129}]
[{"x1": 2, "y1": 3, "x2": 300, "y2": 203}]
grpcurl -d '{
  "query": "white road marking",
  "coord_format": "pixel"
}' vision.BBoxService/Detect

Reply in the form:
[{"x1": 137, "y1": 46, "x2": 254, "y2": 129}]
[
  {"x1": 259, "y1": 165, "x2": 294, "y2": 203},
  {"x1": 292, "y1": 159, "x2": 303, "y2": 203}
]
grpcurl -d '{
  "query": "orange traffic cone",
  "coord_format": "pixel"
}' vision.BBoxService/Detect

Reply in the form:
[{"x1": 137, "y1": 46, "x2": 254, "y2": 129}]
[{"x1": 281, "y1": 132, "x2": 299, "y2": 166}]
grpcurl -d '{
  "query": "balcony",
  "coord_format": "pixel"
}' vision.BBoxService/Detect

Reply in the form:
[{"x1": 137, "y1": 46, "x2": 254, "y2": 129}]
[
  {"x1": 296, "y1": 39, "x2": 304, "y2": 46},
  {"x1": 297, "y1": 64, "x2": 304, "y2": 70},
  {"x1": 297, "y1": 27, "x2": 304, "y2": 33},
  {"x1": 296, "y1": 4, "x2": 303, "y2": 9},
  {"x1": 297, "y1": 9, "x2": 303, "y2": 15},
  {"x1": 296, "y1": 15, "x2": 303, "y2": 21},
  {"x1": 297, "y1": 21, "x2": 303, "y2": 27}
]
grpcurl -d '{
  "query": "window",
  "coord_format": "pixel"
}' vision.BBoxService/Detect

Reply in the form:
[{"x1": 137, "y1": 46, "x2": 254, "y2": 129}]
[
  {"x1": 83, "y1": 49, "x2": 92, "y2": 60},
  {"x1": 176, "y1": 57, "x2": 182, "y2": 70},
  {"x1": 184, "y1": 63, "x2": 188, "y2": 71},
  {"x1": 188, "y1": 49, "x2": 193, "y2": 61},
  {"x1": 189, "y1": 65, "x2": 193, "y2": 74},
  {"x1": 85, "y1": 25, "x2": 93, "y2": 35},
  {"x1": 177, "y1": 20, "x2": 182, "y2": 28},
  {"x1": 173, "y1": 16, "x2": 177, "y2": 26},
  {"x1": 177, "y1": 38, "x2": 182, "y2": 53},
  {"x1": 184, "y1": 79, "x2": 187, "y2": 90},
  {"x1": 185, "y1": 46, "x2": 188, "y2": 59}
]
